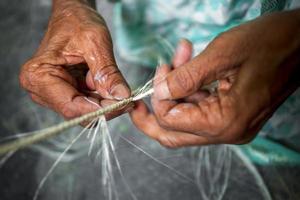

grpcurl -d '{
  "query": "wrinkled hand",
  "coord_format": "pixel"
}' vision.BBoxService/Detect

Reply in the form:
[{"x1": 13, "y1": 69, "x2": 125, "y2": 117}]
[
  {"x1": 20, "y1": 1, "x2": 131, "y2": 124},
  {"x1": 130, "y1": 9, "x2": 300, "y2": 147}
]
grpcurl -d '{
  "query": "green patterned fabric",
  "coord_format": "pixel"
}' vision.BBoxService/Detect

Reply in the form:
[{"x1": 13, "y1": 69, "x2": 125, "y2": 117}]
[
  {"x1": 261, "y1": 0, "x2": 290, "y2": 13},
  {"x1": 112, "y1": 0, "x2": 300, "y2": 163},
  {"x1": 113, "y1": 0, "x2": 295, "y2": 67}
]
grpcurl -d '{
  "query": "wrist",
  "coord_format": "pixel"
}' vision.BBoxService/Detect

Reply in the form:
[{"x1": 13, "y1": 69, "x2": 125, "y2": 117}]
[
  {"x1": 52, "y1": 0, "x2": 96, "y2": 18},
  {"x1": 53, "y1": 0, "x2": 95, "y2": 9},
  {"x1": 50, "y1": 0, "x2": 99, "y2": 26}
]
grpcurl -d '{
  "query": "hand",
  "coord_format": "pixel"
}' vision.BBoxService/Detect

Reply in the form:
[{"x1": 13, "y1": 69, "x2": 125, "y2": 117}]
[
  {"x1": 130, "y1": 9, "x2": 300, "y2": 148},
  {"x1": 19, "y1": 0, "x2": 131, "y2": 125}
]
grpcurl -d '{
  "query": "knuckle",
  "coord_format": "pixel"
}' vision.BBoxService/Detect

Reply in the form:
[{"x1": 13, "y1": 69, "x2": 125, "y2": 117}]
[
  {"x1": 206, "y1": 31, "x2": 241, "y2": 63},
  {"x1": 99, "y1": 63, "x2": 119, "y2": 74},
  {"x1": 19, "y1": 59, "x2": 38, "y2": 89},
  {"x1": 173, "y1": 67, "x2": 196, "y2": 94},
  {"x1": 94, "y1": 64, "x2": 120, "y2": 85},
  {"x1": 209, "y1": 31, "x2": 230, "y2": 49},
  {"x1": 24, "y1": 67, "x2": 42, "y2": 86},
  {"x1": 60, "y1": 103, "x2": 76, "y2": 119},
  {"x1": 156, "y1": 115, "x2": 172, "y2": 130},
  {"x1": 157, "y1": 135, "x2": 179, "y2": 149},
  {"x1": 82, "y1": 28, "x2": 98, "y2": 39},
  {"x1": 83, "y1": 26, "x2": 111, "y2": 43},
  {"x1": 34, "y1": 65, "x2": 68, "y2": 86},
  {"x1": 19, "y1": 71, "x2": 28, "y2": 89}
]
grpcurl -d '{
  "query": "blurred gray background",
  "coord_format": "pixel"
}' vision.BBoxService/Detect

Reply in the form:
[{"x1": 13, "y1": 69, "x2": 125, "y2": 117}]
[{"x1": 0, "y1": 1, "x2": 299, "y2": 200}]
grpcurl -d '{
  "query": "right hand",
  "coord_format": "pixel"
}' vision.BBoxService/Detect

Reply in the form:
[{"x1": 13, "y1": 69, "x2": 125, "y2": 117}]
[
  {"x1": 131, "y1": 9, "x2": 300, "y2": 147},
  {"x1": 19, "y1": 1, "x2": 131, "y2": 124}
]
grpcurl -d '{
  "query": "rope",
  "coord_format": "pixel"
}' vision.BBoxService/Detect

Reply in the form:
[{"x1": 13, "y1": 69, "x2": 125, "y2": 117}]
[
  {"x1": 0, "y1": 78, "x2": 218, "y2": 155},
  {"x1": 0, "y1": 96, "x2": 137, "y2": 155}
]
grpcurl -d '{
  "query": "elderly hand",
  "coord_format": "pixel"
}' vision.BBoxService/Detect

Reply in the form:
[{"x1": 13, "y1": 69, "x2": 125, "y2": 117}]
[
  {"x1": 130, "y1": 9, "x2": 300, "y2": 147},
  {"x1": 19, "y1": 0, "x2": 131, "y2": 124}
]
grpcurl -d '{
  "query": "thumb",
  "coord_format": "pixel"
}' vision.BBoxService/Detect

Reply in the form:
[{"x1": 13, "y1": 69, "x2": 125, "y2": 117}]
[
  {"x1": 153, "y1": 43, "x2": 238, "y2": 100},
  {"x1": 85, "y1": 51, "x2": 130, "y2": 100},
  {"x1": 154, "y1": 54, "x2": 213, "y2": 100},
  {"x1": 83, "y1": 31, "x2": 130, "y2": 100}
]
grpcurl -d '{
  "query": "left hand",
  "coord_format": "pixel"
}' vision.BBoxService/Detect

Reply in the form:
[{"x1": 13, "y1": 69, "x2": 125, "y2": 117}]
[
  {"x1": 19, "y1": 1, "x2": 131, "y2": 126},
  {"x1": 130, "y1": 10, "x2": 300, "y2": 148}
]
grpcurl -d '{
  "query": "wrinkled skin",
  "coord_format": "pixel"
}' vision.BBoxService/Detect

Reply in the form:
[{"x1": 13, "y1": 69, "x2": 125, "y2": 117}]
[
  {"x1": 20, "y1": 0, "x2": 300, "y2": 147},
  {"x1": 130, "y1": 9, "x2": 300, "y2": 148},
  {"x1": 19, "y1": 0, "x2": 131, "y2": 125}
]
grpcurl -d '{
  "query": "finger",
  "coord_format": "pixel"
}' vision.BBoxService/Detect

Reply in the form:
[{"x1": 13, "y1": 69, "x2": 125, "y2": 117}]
[
  {"x1": 172, "y1": 39, "x2": 210, "y2": 103},
  {"x1": 172, "y1": 39, "x2": 193, "y2": 68},
  {"x1": 132, "y1": 100, "x2": 240, "y2": 146},
  {"x1": 130, "y1": 101, "x2": 212, "y2": 147},
  {"x1": 25, "y1": 64, "x2": 101, "y2": 120},
  {"x1": 154, "y1": 39, "x2": 240, "y2": 100},
  {"x1": 57, "y1": 93, "x2": 100, "y2": 121},
  {"x1": 152, "y1": 98, "x2": 208, "y2": 134},
  {"x1": 82, "y1": 30, "x2": 130, "y2": 100},
  {"x1": 154, "y1": 54, "x2": 210, "y2": 100},
  {"x1": 172, "y1": 40, "x2": 210, "y2": 103},
  {"x1": 55, "y1": 95, "x2": 101, "y2": 126},
  {"x1": 153, "y1": 65, "x2": 233, "y2": 138},
  {"x1": 63, "y1": 54, "x2": 85, "y2": 66},
  {"x1": 152, "y1": 65, "x2": 209, "y2": 133}
]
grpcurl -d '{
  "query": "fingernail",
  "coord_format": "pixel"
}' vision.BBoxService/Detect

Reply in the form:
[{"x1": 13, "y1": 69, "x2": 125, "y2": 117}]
[
  {"x1": 111, "y1": 84, "x2": 131, "y2": 100},
  {"x1": 154, "y1": 79, "x2": 171, "y2": 100}
]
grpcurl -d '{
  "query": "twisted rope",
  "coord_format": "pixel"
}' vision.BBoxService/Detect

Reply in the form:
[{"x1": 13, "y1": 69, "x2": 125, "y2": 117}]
[
  {"x1": 0, "y1": 96, "x2": 136, "y2": 155},
  {"x1": 0, "y1": 78, "x2": 217, "y2": 155}
]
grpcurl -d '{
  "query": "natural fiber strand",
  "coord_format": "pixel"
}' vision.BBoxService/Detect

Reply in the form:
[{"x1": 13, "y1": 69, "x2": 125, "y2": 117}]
[{"x1": 0, "y1": 88, "x2": 152, "y2": 155}]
